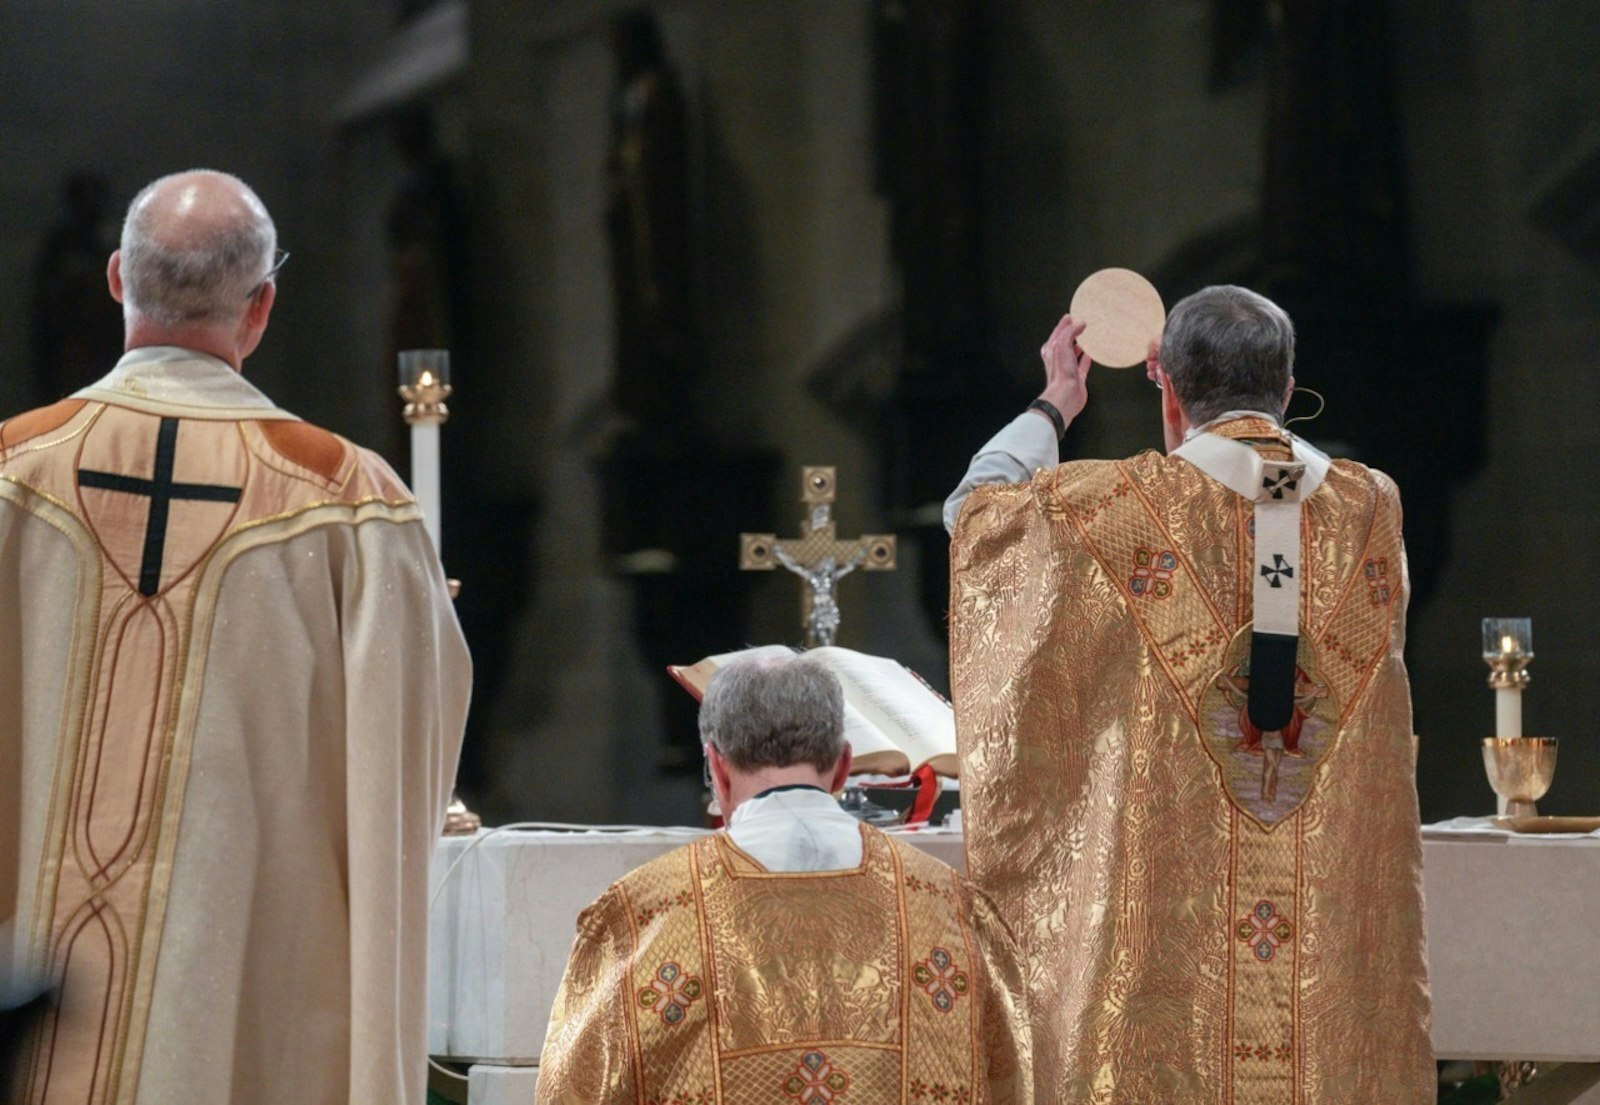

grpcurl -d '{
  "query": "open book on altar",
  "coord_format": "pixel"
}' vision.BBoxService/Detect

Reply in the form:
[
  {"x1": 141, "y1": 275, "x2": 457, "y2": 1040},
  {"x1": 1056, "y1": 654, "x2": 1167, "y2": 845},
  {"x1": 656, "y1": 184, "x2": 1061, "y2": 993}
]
[{"x1": 667, "y1": 645, "x2": 958, "y2": 777}]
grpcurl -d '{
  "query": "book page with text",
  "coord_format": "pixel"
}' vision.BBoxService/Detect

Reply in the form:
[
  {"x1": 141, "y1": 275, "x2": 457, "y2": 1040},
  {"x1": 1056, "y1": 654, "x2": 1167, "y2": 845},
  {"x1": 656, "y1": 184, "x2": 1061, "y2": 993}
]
[{"x1": 811, "y1": 647, "x2": 957, "y2": 774}]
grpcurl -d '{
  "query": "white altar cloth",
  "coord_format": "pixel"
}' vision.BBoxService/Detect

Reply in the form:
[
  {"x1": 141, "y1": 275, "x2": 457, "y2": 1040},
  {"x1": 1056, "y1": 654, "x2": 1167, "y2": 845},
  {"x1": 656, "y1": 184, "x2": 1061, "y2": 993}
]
[{"x1": 430, "y1": 822, "x2": 1600, "y2": 1099}]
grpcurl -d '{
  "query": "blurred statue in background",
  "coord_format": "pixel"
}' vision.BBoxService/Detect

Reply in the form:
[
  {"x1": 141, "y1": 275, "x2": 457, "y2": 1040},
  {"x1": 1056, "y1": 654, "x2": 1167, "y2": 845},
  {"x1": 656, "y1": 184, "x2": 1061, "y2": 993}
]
[
  {"x1": 605, "y1": 7, "x2": 694, "y2": 442},
  {"x1": 598, "y1": 9, "x2": 775, "y2": 770},
  {"x1": 387, "y1": 106, "x2": 471, "y2": 364}
]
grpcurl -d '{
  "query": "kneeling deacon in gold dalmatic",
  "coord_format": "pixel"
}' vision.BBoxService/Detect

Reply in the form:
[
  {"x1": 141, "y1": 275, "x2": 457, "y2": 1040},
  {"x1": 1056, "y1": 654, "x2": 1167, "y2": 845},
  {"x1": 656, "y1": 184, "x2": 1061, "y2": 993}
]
[{"x1": 536, "y1": 653, "x2": 1031, "y2": 1104}]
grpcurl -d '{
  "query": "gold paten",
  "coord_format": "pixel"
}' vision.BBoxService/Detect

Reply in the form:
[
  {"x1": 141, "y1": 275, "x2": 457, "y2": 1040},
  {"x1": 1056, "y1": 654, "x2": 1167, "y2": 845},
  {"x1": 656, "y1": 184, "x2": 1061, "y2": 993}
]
[
  {"x1": 1482, "y1": 737, "x2": 1557, "y2": 818},
  {"x1": 950, "y1": 417, "x2": 1432, "y2": 1103}
]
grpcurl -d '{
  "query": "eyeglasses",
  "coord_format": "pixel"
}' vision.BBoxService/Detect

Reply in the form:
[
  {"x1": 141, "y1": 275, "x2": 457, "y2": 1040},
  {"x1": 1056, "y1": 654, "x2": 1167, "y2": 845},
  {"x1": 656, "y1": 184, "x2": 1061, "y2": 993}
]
[{"x1": 245, "y1": 249, "x2": 290, "y2": 300}]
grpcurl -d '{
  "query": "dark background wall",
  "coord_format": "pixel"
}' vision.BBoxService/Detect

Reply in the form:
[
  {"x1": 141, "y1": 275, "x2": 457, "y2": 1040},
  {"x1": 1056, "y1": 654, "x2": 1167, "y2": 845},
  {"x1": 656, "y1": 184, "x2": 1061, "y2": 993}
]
[{"x1": 2, "y1": 0, "x2": 1596, "y2": 826}]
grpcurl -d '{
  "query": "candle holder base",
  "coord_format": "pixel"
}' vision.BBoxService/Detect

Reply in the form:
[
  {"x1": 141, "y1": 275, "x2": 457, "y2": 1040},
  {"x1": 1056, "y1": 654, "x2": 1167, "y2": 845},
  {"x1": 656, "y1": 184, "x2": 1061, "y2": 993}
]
[{"x1": 442, "y1": 791, "x2": 482, "y2": 836}]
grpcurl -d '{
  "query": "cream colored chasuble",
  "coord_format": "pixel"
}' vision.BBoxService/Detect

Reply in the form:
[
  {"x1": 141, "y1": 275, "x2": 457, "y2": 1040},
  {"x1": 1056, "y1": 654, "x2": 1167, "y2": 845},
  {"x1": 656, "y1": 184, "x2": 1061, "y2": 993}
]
[{"x1": 0, "y1": 348, "x2": 470, "y2": 1105}]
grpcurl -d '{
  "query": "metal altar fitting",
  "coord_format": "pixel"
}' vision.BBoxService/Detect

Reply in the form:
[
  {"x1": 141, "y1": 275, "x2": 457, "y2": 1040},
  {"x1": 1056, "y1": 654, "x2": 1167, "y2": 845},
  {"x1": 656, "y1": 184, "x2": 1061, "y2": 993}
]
[
  {"x1": 1486, "y1": 656, "x2": 1531, "y2": 691},
  {"x1": 442, "y1": 792, "x2": 482, "y2": 836},
  {"x1": 1481, "y1": 616, "x2": 1532, "y2": 689},
  {"x1": 398, "y1": 374, "x2": 452, "y2": 426}
]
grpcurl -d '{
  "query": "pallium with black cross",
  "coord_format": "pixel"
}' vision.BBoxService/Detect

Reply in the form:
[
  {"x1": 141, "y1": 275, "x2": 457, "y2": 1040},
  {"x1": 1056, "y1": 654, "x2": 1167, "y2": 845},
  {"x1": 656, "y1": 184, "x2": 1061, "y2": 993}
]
[{"x1": 950, "y1": 416, "x2": 1431, "y2": 1103}]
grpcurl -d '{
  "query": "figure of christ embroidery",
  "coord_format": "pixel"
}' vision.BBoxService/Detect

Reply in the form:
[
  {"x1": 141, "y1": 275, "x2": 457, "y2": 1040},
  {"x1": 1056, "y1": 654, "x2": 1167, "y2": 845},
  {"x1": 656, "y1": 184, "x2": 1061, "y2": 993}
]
[{"x1": 1214, "y1": 662, "x2": 1330, "y2": 802}]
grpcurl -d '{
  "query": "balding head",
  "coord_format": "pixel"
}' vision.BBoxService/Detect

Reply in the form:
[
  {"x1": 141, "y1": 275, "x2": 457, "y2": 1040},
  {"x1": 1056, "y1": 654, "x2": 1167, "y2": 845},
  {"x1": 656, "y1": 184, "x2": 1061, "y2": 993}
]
[{"x1": 119, "y1": 170, "x2": 277, "y2": 327}]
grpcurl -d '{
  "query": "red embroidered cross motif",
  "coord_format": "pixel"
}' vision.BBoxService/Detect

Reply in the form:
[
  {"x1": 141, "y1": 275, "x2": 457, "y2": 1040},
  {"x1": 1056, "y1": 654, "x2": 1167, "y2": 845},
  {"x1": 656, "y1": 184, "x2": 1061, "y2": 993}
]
[
  {"x1": 1364, "y1": 557, "x2": 1392, "y2": 606},
  {"x1": 1130, "y1": 547, "x2": 1178, "y2": 599},
  {"x1": 912, "y1": 947, "x2": 970, "y2": 1012},
  {"x1": 637, "y1": 961, "x2": 703, "y2": 1024},
  {"x1": 784, "y1": 1051, "x2": 850, "y2": 1103},
  {"x1": 1236, "y1": 900, "x2": 1294, "y2": 962}
]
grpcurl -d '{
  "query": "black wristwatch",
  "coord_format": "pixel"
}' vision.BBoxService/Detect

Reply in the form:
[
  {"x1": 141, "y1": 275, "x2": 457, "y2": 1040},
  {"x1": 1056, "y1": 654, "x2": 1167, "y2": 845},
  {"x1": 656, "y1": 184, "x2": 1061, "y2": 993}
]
[{"x1": 1028, "y1": 398, "x2": 1067, "y2": 440}]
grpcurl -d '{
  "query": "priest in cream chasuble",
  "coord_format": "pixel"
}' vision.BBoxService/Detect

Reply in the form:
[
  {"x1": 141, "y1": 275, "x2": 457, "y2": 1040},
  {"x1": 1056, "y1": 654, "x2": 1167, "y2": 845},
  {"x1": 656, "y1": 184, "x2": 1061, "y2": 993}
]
[
  {"x1": 537, "y1": 653, "x2": 1031, "y2": 1105},
  {"x1": 0, "y1": 170, "x2": 471, "y2": 1105},
  {"x1": 947, "y1": 291, "x2": 1431, "y2": 1103}
]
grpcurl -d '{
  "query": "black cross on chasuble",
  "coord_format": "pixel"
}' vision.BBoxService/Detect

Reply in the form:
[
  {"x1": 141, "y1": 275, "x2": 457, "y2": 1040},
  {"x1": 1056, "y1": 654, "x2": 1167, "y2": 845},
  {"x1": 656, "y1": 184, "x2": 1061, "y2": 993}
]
[{"x1": 77, "y1": 417, "x2": 242, "y2": 596}]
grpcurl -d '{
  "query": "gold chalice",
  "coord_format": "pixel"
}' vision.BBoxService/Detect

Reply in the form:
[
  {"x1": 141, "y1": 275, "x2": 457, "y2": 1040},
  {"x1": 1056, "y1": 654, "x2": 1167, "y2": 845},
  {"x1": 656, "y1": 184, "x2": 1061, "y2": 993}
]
[{"x1": 1482, "y1": 737, "x2": 1557, "y2": 818}]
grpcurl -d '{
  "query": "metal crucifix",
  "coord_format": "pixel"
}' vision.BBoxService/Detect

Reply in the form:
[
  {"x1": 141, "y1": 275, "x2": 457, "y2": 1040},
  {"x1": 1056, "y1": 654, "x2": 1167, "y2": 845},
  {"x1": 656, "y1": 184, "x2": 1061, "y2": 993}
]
[{"x1": 740, "y1": 466, "x2": 896, "y2": 647}]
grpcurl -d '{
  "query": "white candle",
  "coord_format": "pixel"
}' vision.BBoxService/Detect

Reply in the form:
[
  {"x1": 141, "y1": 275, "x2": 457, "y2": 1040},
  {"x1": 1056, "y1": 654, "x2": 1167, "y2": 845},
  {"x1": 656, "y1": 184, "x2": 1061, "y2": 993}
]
[
  {"x1": 1494, "y1": 686, "x2": 1521, "y2": 739},
  {"x1": 412, "y1": 421, "x2": 441, "y2": 554}
]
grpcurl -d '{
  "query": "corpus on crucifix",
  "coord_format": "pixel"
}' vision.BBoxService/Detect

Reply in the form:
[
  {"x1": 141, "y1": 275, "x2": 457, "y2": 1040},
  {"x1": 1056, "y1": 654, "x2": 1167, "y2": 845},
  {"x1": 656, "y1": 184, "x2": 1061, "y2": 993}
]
[{"x1": 740, "y1": 466, "x2": 895, "y2": 646}]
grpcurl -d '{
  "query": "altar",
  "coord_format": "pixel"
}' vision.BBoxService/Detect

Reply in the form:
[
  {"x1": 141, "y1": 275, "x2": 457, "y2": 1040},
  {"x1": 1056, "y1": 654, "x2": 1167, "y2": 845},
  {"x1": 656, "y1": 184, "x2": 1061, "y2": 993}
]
[{"x1": 429, "y1": 822, "x2": 1600, "y2": 1103}]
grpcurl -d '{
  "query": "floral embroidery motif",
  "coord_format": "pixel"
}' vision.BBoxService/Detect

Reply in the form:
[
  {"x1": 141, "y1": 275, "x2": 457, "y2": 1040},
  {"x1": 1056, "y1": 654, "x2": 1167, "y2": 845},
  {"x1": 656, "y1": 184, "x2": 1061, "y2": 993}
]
[
  {"x1": 1236, "y1": 900, "x2": 1294, "y2": 962},
  {"x1": 1320, "y1": 629, "x2": 1366, "y2": 671},
  {"x1": 646, "y1": 1093, "x2": 713, "y2": 1105},
  {"x1": 784, "y1": 1050, "x2": 850, "y2": 1103},
  {"x1": 1234, "y1": 1040, "x2": 1293, "y2": 1064},
  {"x1": 1079, "y1": 480, "x2": 1132, "y2": 525},
  {"x1": 909, "y1": 1081, "x2": 970, "y2": 1102},
  {"x1": 1129, "y1": 547, "x2": 1178, "y2": 599},
  {"x1": 637, "y1": 962, "x2": 703, "y2": 1025},
  {"x1": 635, "y1": 888, "x2": 696, "y2": 926},
  {"x1": 912, "y1": 947, "x2": 970, "y2": 1012},
  {"x1": 1363, "y1": 557, "x2": 1392, "y2": 606},
  {"x1": 903, "y1": 873, "x2": 955, "y2": 900}
]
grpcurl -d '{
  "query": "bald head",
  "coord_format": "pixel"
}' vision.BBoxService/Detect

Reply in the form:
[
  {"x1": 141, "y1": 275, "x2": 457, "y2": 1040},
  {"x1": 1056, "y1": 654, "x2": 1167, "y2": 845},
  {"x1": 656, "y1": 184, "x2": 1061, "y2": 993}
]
[{"x1": 119, "y1": 170, "x2": 277, "y2": 327}]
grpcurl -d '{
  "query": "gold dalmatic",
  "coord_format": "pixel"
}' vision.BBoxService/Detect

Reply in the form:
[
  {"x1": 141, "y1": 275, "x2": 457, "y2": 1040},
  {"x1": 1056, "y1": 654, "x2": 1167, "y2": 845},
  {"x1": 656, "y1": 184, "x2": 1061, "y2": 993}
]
[
  {"x1": 537, "y1": 826, "x2": 1031, "y2": 1104},
  {"x1": 950, "y1": 418, "x2": 1432, "y2": 1104}
]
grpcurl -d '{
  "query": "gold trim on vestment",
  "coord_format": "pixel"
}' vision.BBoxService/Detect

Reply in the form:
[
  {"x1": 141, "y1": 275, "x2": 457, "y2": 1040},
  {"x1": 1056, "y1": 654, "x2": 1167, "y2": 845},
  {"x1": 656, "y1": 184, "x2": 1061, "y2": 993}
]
[
  {"x1": 0, "y1": 404, "x2": 99, "y2": 462},
  {"x1": 715, "y1": 1038, "x2": 907, "y2": 1059},
  {"x1": 111, "y1": 496, "x2": 427, "y2": 1103},
  {"x1": 70, "y1": 390, "x2": 300, "y2": 422},
  {"x1": 0, "y1": 478, "x2": 103, "y2": 979},
  {"x1": 713, "y1": 822, "x2": 873, "y2": 878},
  {"x1": 888, "y1": 836, "x2": 912, "y2": 1096},
  {"x1": 237, "y1": 421, "x2": 357, "y2": 495},
  {"x1": 684, "y1": 843, "x2": 723, "y2": 1101}
]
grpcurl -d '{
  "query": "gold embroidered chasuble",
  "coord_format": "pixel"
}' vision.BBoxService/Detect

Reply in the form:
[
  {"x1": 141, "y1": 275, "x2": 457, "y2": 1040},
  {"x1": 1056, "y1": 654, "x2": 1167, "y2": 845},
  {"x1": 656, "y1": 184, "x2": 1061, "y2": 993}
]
[
  {"x1": 949, "y1": 418, "x2": 1431, "y2": 1104},
  {"x1": 0, "y1": 350, "x2": 471, "y2": 1104},
  {"x1": 536, "y1": 825, "x2": 1032, "y2": 1105}
]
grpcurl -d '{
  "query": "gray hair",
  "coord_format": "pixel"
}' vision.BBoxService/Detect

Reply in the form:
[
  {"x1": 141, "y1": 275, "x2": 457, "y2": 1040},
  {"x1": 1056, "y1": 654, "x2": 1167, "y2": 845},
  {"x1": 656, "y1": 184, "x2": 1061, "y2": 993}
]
[
  {"x1": 698, "y1": 652, "x2": 846, "y2": 772},
  {"x1": 1160, "y1": 285, "x2": 1295, "y2": 424},
  {"x1": 119, "y1": 170, "x2": 277, "y2": 326}
]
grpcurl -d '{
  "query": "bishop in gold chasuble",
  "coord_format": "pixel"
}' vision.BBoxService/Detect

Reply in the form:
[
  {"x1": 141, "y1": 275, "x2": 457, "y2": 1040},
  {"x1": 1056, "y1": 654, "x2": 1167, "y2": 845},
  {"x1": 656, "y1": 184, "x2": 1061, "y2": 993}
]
[
  {"x1": 0, "y1": 349, "x2": 471, "y2": 1104},
  {"x1": 537, "y1": 825, "x2": 1032, "y2": 1104},
  {"x1": 950, "y1": 417, "x2": 1431, "y2": 1104}
]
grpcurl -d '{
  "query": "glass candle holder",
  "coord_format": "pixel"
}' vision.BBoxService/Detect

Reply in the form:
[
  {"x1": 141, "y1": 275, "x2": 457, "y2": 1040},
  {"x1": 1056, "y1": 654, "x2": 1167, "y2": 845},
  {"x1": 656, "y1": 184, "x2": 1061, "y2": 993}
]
[
  {"x1": 1482, "y1": 617, "x2": 1532, "y2": 665},
  {"x1": 398, "y1": 349, "x2": 451, "y2": 425}
]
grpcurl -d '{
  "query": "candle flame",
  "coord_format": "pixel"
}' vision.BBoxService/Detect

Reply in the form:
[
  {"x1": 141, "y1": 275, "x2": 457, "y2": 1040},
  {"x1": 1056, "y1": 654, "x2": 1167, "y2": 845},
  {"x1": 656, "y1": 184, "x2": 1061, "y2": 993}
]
[
  {"x1": 1500, "y1": 634, "x2": 1517, "y2": 655},
  {"x1": 417, "y1": 370, "x2": 436, "y2": 388}
]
